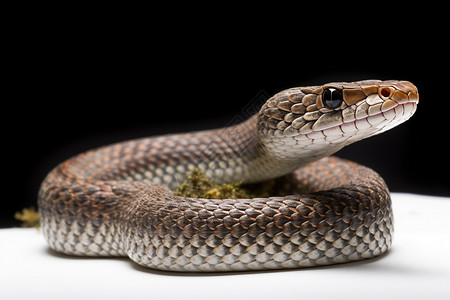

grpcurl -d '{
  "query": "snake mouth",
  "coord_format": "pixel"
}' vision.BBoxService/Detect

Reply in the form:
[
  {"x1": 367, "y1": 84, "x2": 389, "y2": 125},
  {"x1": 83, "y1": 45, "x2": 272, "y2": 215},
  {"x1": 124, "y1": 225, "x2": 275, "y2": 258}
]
[{"x1": 337, "y1": 100, "x2": 418, "y2": 137}]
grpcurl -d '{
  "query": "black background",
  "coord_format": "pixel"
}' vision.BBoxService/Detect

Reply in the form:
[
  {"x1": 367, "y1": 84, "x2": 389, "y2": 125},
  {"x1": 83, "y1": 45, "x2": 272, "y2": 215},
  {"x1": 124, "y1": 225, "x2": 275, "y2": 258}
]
[{"x1": 3, "y1": 25, "x2": 449, "y2": 228}]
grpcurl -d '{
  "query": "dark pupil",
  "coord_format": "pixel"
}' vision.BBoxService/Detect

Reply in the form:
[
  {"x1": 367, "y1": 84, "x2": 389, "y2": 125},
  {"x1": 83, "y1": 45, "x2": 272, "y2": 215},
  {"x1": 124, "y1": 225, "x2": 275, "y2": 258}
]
[{"x1": 323, "y1": 88, "x2": 343, "y2": 109}]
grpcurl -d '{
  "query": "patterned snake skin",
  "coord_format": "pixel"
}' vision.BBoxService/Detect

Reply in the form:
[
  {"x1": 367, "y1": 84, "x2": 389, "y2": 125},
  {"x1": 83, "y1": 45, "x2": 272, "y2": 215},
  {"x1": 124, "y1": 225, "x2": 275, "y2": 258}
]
[{"x1": 38, "y1": 80, "x2": 419, "y2": 272}]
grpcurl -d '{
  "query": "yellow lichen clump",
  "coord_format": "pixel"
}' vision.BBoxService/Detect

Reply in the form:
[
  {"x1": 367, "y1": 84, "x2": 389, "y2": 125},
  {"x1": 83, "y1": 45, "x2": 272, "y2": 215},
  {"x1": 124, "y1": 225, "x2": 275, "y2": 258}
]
[
  {"x1": 174, "y1": 169, "x2": 251, "y2": 199},
  {"x1": 14, "y1": 207, "x2": 40, "y2": 228}
]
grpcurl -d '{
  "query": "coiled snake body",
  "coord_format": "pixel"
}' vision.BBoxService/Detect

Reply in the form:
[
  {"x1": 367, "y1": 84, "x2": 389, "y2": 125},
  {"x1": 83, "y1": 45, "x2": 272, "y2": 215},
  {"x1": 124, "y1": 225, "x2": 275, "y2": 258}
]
[{"x1": 39, "y1": 80, "x2": 419, "y2": 272}]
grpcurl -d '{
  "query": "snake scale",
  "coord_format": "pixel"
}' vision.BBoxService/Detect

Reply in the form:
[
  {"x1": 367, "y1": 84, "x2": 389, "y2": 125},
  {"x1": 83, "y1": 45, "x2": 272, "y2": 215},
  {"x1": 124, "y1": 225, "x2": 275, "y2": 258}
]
[{"x1": 38, "y1": 80, "x2": 419, "y2": 272}]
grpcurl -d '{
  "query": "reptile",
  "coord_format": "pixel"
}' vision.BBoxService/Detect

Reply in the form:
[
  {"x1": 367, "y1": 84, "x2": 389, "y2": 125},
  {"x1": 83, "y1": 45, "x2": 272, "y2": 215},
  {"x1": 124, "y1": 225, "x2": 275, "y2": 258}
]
[{"x1": 38, "y1": 79, "x2": 419, "y2": 272}]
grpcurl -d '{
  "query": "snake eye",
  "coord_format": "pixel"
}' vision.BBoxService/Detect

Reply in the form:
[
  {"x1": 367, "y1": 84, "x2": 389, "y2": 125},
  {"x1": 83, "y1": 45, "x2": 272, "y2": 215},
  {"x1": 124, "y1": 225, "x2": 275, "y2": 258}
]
[{"x1": 322, "y1": 88, "x2": 343, "y2": 109}]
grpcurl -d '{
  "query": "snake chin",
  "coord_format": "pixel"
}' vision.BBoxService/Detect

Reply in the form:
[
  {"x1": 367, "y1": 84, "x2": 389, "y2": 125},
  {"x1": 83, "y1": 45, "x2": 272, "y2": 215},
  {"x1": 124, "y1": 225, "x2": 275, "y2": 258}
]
[
  {"x1": 337, "y1": 101, "x2": 418, "y2": 145},
  {"x1": 373, "y1": 101, "x2": 418, "y2": 135}
]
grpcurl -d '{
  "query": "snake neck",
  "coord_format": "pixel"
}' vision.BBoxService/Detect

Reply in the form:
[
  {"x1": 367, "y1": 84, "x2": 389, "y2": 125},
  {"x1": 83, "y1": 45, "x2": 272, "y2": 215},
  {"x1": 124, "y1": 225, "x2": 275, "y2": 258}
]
[{"x1": 212, "y1": 115, "x2": 330, "y2": 185}]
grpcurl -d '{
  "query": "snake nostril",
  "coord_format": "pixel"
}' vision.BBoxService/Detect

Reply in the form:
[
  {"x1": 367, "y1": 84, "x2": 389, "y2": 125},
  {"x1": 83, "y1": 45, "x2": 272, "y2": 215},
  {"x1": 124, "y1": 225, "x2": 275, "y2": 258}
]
[{"x1": 380, "y1": 88, "x2": 391, "y2": 98}]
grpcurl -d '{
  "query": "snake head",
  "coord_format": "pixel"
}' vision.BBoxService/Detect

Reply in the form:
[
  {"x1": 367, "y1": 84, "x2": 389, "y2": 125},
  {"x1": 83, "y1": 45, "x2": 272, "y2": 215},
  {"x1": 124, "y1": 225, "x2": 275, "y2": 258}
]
[{"x1": 259, "y1": 80, "x2": 419, "y2": 160}]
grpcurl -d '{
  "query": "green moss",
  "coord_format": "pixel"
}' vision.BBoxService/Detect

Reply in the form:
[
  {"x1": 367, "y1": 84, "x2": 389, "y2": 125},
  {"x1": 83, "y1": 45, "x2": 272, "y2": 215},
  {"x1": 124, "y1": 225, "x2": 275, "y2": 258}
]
[
  {"x1": 174, "y1": 169, "x2": 251, "y2": 199},
  {"x1": 14, "y1": 207, "x2": 40, "y2": 228},
  {"x1": 173, "y1": 169, "x2": 278, "y2": 199}
]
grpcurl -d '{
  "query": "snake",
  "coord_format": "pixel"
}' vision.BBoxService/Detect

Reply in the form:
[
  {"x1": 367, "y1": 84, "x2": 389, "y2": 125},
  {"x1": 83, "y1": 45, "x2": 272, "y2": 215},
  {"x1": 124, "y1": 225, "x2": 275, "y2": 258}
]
[{"x1": 38, "y1": 80, "x2": 419, "y2": 272}]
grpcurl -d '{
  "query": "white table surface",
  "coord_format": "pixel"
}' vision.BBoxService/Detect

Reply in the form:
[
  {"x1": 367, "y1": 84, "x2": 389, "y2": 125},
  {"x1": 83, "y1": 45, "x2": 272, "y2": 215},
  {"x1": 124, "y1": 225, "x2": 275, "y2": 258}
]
[{"x1": 1, "y1": 193, "x2": 450, "y2": 300}]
